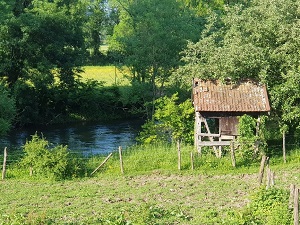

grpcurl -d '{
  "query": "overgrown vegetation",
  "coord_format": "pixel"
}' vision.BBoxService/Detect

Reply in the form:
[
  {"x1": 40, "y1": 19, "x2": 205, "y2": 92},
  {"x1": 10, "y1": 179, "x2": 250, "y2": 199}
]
[
  {"x1": 19, "y1": 133, "x2": 85, "y2": 180},
  {"x1": 138, "y1": 93, "x2": 194, "y2": 145},
  {"x1": 1, "y1": 140, "x2": 300, "y2": 224}
]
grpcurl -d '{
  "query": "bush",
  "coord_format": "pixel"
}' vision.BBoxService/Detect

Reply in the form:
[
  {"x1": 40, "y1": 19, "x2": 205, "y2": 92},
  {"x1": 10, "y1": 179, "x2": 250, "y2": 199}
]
[
  {"x1": 240, "y1": 187, "x2": 292, "y2": 225},
  {"x1": 20, "y1": 133, "x2": 85, "y2": 180},
  {"x1": 137, "y1": 93, "x2": 194, "y2": 145}
]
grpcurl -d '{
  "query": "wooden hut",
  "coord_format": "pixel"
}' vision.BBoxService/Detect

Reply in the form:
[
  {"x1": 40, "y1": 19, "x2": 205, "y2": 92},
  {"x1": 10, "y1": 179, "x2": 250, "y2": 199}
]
[{"x1": 192, "y1": 78, "x2": 270, "y2": 156}]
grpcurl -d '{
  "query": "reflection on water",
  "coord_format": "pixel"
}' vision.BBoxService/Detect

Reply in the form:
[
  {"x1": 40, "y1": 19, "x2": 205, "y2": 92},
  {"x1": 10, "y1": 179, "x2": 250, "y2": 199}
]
[{"x1": 0, "y1": 119, "x2": 144, "y2": 155}]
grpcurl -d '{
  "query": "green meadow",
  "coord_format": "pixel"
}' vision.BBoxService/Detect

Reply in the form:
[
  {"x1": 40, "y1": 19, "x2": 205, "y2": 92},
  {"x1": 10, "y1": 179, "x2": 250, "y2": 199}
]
[
  {"x1": 1, "y1": 142, "x2": 299, "y2": 224},
  {"x1": 80, "y1": 66, "x2": 130, "y2": 86}
]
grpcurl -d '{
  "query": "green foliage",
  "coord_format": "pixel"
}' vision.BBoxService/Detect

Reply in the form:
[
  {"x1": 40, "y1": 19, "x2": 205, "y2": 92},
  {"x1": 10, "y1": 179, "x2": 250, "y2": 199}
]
[
  {"x1": 144, "y1": 205, "x2": 192, "y2": 225},
  {"x1": 237, "y1": 115, "x2": 268, "y2": 163},
  {"x1": 0, "y1": 0, "x2": 86, "y2": 84},
  {"x1": 219, "y1": 187, "x2": 292, "y2": 225},
  {"x1": 181, "y1": 0, "x2": 225, "y2": 16},
  {"x1": 20, "y1": 133, "x2": 84, "y2": 180},
  {"x1": 110, "y1": 0, "x2": 200, "y2": 91},
  {"x1": 0, "y1": 81, "x2": 16, "y2": 136},
  {"x1": 237, "y1": 115, "x2": 257, "y2": 161},
  {"x1": 0, "y1": 213, "x2": 54, "y2": 225},
  {"x1": 138, "y1": 93, "x2": 194, "y2": 144},
  {"x1": 176, "y1": 0, "x2": 300, "y2": 134},
  {"x1": 119, "y1": 81, "x2": 153, "y2": 116},
  {"x1": 243, "y1": 187, "x2": 291, "y2": 225}
]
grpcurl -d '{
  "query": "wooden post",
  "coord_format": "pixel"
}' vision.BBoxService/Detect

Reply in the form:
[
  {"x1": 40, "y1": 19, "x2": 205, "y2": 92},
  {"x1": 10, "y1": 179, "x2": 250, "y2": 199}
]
[
  {"x1": 258, "y1": 155, "x2": 268, "y2": 185},
  {"x1": 190, "y1": 152, "x2": 194, "y2": 170},
  {"x1": 194, "y1": 113, "x2": 198, "y2": 152},
  {"x1": 118, "y1": 146, "x2": 124, "y2": 174},
  {"x1": 2, "y1": 147, "x2": 7, "y2": 180},
  {"x1": 266, "y1": 168, "x2": 271, "y2": 189},
  {"x1": 177, "y1": 140, "x2": 181, "y2": 170},
  {"x1": 294, "y1": 187, "x2": 299, "y2": 225},
  {"x1": 255, "y1": 116, "x2": 261, "y2": 154},
  {"x1": 30, "y1": 166, "x2": 33, "y2": 176},
  {"x1": 230, "y1": 141, "x2": 236, "y2": 167},
  {"x1": 270, "y1": 170, "x2": 275, "y2": 186},
  {"x1": 195, "y1": 112, "x2": 202, "y2": 156},
  {"x1": 283, "y1": 131, "x2": 286, "y2": 163},
  {"x1": 290, "y1": 184, "x2": 296, "y2": 209},
  {"x1": 90, "y1": 152, "x2": 113, "y2": 176}
]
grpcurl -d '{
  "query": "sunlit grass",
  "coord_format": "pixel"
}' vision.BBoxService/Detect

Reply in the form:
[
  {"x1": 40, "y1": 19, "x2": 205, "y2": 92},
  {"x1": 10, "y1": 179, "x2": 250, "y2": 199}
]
[
  {"x1": 2, "y1": 142, "x2": 300, "y2": 224},
  {"x1": 80, "y1": 66, "x2": 130, "y2": 86}
]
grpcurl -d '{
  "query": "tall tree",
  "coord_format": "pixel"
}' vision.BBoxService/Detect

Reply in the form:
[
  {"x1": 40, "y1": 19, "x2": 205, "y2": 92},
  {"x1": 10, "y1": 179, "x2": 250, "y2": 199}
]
[
  {"x1": 0, "y1": 0, "x2": 88, "y2": 125},
  {"x1": 109, "y1": 0, "x2": 200, "y2": 118},
  {"x1": 110, "y1": 0, "x2": 200, "y2": 88},
  {"x1": 84, "y1": 0, "x2": 115, "y2": 63},
  {"x1": 0, "y1": 0, "x2": 86, "y2": 86},
  {"x1": 175, "y1": 0, "x2": 300, "y2": 132}
]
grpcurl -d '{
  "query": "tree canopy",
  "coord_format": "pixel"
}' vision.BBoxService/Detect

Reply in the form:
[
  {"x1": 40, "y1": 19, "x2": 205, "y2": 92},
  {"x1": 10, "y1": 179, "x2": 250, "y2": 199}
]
[
  {"x1": 175, "y1": 0, "x2": 300, "y2": 131},
  {"x1": 109, "y1": 0, "x2": 201, "y2": 86}
]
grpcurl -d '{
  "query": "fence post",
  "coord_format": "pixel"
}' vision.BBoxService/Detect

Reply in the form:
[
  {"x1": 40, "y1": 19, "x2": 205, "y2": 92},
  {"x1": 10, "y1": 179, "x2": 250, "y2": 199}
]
[
  {"x1": 266, "y1": 168, "x2": 271, "y2": 189},
  {"x1": 177, "y1": 140, "x2": 181, "y2": 170},
  {"x1": 118, "y1": 146, "x2": 124, "y2": 174},
  {"x1": 230, "y1": 141, "x2": 236, "y2": 167},
  {"x1": 271, "y1": 170, "x2": 275, "y2": 186},
  {"x1": 30, "y1": 166, "x2": 33, "y2": 176},
  {"x1": 283, "y1": 131, "x2": 286, "y2": 163},
  {"x1": 190, "y1": 152, "x2": 194, "y2": 170},
  {"x1": 290, "y1": 184, "x2": 296, "y2": 209},
  {"x1": 294, "y1": 187, "x2": 299, "y2": 225},
  {"x1": 2, "y1": 147, "x2": 7, "y2": 180},
  {"x1": 258, "y1": 155, "x2": 268, "y2": 185}
]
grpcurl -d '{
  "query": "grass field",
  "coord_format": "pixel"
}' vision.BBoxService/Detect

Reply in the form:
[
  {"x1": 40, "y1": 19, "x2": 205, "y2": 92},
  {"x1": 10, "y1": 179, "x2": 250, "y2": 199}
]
[
  {"x1": 80, "y1": 66, "x2": 130, "y2": 86},
  {"x1": 0, "y1": 165, "x2": 299, "y2": 224},
  {"x1": 1, "y1": 144, "x2": 300, "y2": 224}
]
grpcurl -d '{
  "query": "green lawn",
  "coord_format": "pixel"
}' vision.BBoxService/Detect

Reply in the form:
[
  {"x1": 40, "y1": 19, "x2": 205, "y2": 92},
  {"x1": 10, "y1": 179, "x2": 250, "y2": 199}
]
[{"x1": 80, "y1": 66, "x2": 130, "y2": 86}]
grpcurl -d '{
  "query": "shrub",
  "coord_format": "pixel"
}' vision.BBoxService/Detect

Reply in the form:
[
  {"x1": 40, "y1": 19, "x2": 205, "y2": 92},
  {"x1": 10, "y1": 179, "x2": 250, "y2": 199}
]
[
  {"x1": 20, "y1": 133, "x2": 85, "y2": 180},
  {"x1": 242, "y1": 187, "x2": 291, "y2": 225},
  {"x1": 137, "y1": 93, "x2": 194, "y2": 145}
]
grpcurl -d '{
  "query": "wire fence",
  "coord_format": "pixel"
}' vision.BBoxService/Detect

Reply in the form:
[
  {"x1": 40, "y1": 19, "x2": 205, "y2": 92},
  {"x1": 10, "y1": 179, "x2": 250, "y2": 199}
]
[{"x1": 1, "y1": 134, "x2": 300, "y2": 167}]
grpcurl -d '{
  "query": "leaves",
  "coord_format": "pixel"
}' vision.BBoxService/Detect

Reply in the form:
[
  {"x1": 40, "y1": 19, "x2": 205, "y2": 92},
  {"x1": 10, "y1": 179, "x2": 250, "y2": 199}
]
[
  {"x1": 177, "y1": 0, "x2": 300, "y2": 132},
  {"x1": 0, "y1": 82, "x2": 16, "y2": 136},
  {"x1": 110, "y1": 0, "x2": 200, "y2": 84},
  {"x1": 21, "y1": 133, "x2": 70, "y2": 179},
  {"x1": 138, "y1": 93, "x2": 194, "y2": 144}
]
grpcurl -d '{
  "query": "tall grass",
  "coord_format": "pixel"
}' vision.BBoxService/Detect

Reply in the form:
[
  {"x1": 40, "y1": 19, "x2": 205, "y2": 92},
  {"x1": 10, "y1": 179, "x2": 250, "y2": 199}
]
[
  {"x1": 87, "y1": 143, "x2": 260, "y2": 177},
  {"x1": 6, "y1": 142, "x2": 300, "y2": 180}
]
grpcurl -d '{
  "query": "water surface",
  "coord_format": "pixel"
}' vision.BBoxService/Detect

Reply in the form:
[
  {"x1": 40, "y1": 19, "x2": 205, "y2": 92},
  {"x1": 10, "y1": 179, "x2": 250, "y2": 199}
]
[{"x1": 0, "y1": 119, "x2": 144, "y2": 155}]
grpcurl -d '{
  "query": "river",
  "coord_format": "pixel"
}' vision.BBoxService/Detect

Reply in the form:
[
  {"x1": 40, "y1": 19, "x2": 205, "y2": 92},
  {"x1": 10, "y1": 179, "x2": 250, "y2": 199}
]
[{"x1": 0, "y1": 119, "x2": 144, "y2": 155}]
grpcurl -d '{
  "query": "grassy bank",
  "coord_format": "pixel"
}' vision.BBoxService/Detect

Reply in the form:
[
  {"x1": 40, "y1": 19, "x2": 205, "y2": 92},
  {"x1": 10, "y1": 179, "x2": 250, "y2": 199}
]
[{"x1": 1, "y1": 144, "x2": 300, "y2": 224}]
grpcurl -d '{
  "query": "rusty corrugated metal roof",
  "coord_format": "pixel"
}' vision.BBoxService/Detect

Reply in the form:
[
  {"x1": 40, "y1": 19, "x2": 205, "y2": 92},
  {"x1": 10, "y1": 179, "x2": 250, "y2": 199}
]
[{"x1": 192, "y1": 79, "x2": 270, "y2": 113}]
